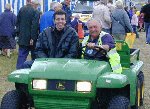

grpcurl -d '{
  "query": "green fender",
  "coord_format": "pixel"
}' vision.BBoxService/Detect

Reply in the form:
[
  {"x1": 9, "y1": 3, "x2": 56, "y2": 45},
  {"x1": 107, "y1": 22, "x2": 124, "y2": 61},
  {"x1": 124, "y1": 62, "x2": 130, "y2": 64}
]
[
  {"x1": 96, "y1": 73, "x2": 129, "y2": 88},
  {"x1": 8, "y1": 69, "x2": 30, "y2": 84}
]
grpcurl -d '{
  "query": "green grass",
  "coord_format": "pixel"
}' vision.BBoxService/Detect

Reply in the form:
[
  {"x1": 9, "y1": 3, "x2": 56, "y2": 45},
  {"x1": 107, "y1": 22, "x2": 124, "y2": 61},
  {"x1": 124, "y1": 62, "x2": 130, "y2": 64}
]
[
  {"x1": 0, "y1": 50, "x2": 18, "y2": 100},
  {"x1": 0, "y1": 51, "x2": 17, "y2": 75}
]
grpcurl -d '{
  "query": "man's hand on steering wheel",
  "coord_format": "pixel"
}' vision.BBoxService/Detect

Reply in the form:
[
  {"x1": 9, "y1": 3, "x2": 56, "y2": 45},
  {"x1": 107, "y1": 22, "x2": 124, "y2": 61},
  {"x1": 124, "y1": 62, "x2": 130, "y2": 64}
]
[
  {"x1": 86, "y1": 43, "x2": 96, "y2": 49},
  {"x1": 83, "y1": 42, "x2": 108, "y2": 56},
  {"x1": 86, "y1": 43, "x2": 106, "y2": 51}
]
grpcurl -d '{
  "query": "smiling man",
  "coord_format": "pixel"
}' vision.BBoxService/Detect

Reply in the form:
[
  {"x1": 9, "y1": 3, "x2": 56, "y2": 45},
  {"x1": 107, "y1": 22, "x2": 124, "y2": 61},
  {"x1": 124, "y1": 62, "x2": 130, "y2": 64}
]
[
  {"x1": 81, "y1": 19, "x2": 122, "y2": 74},
  {"x1": 20, "y1": 10, "x2": 79, "y2": 69},
  {"x1": 35, "y1": 10, "x2": 79, "y2": 58}
]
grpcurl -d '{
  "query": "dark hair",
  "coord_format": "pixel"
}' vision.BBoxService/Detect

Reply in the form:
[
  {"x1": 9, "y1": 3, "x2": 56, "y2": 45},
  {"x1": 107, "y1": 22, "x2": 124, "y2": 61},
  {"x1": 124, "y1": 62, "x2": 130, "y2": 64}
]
[
  {"x1": 53, "y1": 10, "x2": 67, "y2": 20},
  {"x1": 108, "y1": 0, "x2": 113, "y2": 4}
]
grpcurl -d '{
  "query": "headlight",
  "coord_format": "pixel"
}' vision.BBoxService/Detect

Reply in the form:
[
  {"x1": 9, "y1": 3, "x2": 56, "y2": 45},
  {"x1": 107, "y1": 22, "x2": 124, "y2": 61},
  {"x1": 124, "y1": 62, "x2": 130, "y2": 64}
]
[
  {"x1": 77, "y1": 81, "x2": 92, "y2": 92},
  {"x1": 32, "y1": 79, "x2": 47, "y2": 90}
]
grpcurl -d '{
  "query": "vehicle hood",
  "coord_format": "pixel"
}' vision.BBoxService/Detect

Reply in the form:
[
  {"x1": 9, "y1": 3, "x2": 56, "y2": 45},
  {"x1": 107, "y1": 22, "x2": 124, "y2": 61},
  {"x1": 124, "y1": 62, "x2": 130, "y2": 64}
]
[{"x1": 29, "y1": 58, "x2": 112, "y2": 81}]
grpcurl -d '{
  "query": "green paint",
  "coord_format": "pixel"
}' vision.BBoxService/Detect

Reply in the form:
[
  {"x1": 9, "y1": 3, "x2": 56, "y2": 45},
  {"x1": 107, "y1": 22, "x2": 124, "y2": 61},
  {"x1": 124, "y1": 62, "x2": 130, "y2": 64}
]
[{"x1": 7, "y1": 41, "x2": 144, "y2": 108}]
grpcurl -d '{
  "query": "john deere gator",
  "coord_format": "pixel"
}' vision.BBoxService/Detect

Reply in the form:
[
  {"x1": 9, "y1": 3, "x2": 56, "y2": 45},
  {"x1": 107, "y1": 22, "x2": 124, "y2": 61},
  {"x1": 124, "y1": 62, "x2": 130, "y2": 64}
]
[{"x1": 0, "y1": 40, "x2": 144, "y2": 109}]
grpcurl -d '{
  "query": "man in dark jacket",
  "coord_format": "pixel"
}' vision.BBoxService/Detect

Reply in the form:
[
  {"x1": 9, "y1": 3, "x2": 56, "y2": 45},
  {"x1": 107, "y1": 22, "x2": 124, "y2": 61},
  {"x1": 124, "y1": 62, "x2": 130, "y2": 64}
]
[
  {"x1": 21, "y1": 10, "x2": 79, "y2": 68},
  {"x1": 141, "y1": 0, "x2": 150, "y2": 44},
  {"x1": 36, "y1": 10, "x2": 79, "y2": 58},
  {"x1": 61, "y1": 0, "x2": 72, "y2": 25},
  {"x1": 16, "y1": 0, "x2": 40, "y2": 69}
]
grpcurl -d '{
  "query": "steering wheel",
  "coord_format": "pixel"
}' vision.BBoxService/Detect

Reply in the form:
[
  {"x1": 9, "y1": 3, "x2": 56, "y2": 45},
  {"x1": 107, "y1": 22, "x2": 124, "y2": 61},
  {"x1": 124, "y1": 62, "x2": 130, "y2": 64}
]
[{"x1": 82, "y1": 45, "x2": 107, "y2": 58}]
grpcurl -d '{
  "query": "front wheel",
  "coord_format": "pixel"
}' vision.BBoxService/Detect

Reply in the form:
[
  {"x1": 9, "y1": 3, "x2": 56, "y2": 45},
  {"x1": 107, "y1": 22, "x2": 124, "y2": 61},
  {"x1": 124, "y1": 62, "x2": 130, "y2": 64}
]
[
  {"x1": 1, "y1": 90, "x2": 28, "y2": 109},
  {"x1": 132, "y1": 71, "x2": 144, "y2": 109},
  {"x1": 108, "y1": 96, "x2": 131, "y2": 109},
  {"x1": 138, "y1": 71, "x2": 144, "y2": 106}
]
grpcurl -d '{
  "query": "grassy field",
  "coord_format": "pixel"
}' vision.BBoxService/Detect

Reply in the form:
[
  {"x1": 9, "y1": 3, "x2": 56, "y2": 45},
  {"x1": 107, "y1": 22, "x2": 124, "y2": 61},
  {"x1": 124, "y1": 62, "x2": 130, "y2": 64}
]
[
  {"x1": 0, "y1": 32, "x2": 150, "y2": 108},
  {"x1": 0, "y1": 51, "x2": 17, "y2": 100}
]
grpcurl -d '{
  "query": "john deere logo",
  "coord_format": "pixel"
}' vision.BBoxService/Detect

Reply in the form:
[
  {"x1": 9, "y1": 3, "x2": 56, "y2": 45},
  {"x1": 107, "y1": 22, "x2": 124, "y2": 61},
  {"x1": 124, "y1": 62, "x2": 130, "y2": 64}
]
[{"x1": 56, "y1": 82, "x2": 65, "y2": 90}]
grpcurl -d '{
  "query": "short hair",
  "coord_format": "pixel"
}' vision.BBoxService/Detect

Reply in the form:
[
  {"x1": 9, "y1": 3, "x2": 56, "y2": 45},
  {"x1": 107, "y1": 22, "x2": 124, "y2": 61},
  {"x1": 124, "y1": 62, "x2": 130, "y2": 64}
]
[
  {"x1": 86, "y1": 18, "x2": 102, "y2": 28},
  {"x1": 5, "y1": 3, "x2": 11, "y2": 10},
  {"x1": 115, "y1": 0, "x2": 124, "y2": 9},
  {"x1": 50, "y1": 2, "x2": 62, "y2": 10},
  {"x1": 108, "y1": 0, "x2": 113, "y2": 4},
  {"x1": 100, "y1": 0, "x2": 108, "y2": 5},
  {"x1": 31, "y1": 0, "x2": 40, "y2": 5},
  {"x1": 54, "y1": 10, "x2": 67, "y2": 20},
  {"x1": 74, "y1": 14, "x2": 80, "y2": 19},
  {"x1": 53, "y1": 2, "x2": 62, "y2": 10},
  {"x1": 50, "y1": 2, "x2": 57, "y2": 10}
]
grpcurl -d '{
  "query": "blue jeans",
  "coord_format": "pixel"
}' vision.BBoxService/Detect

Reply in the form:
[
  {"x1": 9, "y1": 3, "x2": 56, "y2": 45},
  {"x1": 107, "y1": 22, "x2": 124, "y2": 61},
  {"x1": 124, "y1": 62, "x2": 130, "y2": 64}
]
[
  {"x1": 147, "y1": 26, "x2": 150, "y2": 43},
  {"x1": 16, "y1": 46, "x2": 36, "y2": 69},
  {"x1": 21, "y1": 60, "x2": 34, "y2": 69},
  {"x1": 132, "y1": 25, "x2": 139, "y2": 38},
  {"x1": 144, "y1": 22, "x2": 150, "y2": 38}
]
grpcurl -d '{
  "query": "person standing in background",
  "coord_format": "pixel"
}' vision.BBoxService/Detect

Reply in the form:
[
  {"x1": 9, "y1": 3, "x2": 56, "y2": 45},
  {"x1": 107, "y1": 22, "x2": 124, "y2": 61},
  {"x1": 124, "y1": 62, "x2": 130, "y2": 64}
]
[
  {"x1": 107, "y1": 0, "x2": 115, "y2": 13},
  {"x1": 92, "y1": 0, "x2": 112, "y2": 33},
  {"x1": 16, "y1": 0, "x2": 40, "y2": 69},
  {"x1": 124, "y1": 6, "x2": 130, "y2": 20},
  {"x1": 131, "y1": 9, "x2": 139, "y2": 38},
  {"x1": 70, "y1": 14, "x2": 85, "y2": 35},
  {"x1": 111, "y1": 0, "x2": 132, "y2": 40},
  {"x1": 32, "y1": 0, "x2": 41, "y2": 35},
  {"x1": 129, "y1": 7, "x2": 134, "y2": 22},
  {"x1": 61, "y1": 0, "x2": 72, "y2": 25},
  {"x1": 138, "y1": 13, "x2": 144, "y2": 32},
  {"x1": 40, "y1": 2, "x2": 62, "y2": 32},
  {"x1": 141, "y1": 0, "x2": 150, "y2": 44},
  {"x1": 0, "y1": 3, "x2": 17, "y2": 57}
]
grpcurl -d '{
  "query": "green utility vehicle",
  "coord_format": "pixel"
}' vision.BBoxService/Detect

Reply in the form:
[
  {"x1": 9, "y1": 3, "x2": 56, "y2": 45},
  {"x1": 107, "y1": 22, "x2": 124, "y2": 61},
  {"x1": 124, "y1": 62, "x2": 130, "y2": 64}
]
[{"x1": 1, "y1": 40, "x2": 144, "y2": 109}]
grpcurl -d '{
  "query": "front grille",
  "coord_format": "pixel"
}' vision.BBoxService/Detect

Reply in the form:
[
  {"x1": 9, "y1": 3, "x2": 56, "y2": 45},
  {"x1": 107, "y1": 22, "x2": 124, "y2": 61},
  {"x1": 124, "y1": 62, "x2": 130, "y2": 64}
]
[
  {"x1": 47, "y1": 80, "x2": 75, "y2": 91},
  {"x1": 34, "y1": 97, "x2": 90, "y2": 109}
]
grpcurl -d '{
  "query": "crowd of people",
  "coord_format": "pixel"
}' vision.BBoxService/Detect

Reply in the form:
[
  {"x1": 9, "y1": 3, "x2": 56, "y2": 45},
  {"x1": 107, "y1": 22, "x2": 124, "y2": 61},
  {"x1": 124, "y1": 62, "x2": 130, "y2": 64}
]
[{"x1": 0, "y1": 0, "x2": 150, "y2": 72}]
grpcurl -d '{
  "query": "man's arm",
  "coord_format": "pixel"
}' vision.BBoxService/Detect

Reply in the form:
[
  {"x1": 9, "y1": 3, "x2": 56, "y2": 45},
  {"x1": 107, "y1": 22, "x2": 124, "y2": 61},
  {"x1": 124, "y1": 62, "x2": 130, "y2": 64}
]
[
  {"x1": 123, "y1": 11, "x2": 133, "y2": 32},
  {"x1": 31, "y1": 10, "x2": 40, "y2": 42},
  {"x1": 140, "y1": 5, "x2": 145, "y2": 14},
  {"x1": 16, "y1": 10, "x2": 21, "y2": 36},
  {"x1": 101, "y1": 34, "x2": 115, "y2": 51},
  {"x1": 64, "y1": 31, "x2": 79, "y2": 58},
  {"x1": 35, "y1": 32, "x2": 49, "y2": 58},
  {"x1": 13, "y1": 14, "x2": 17, "y2": 27}
]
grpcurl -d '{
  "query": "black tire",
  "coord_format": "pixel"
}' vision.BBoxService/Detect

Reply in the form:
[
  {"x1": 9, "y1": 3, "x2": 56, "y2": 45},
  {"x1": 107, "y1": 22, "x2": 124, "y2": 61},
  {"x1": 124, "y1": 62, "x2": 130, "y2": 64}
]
[
  {"x1": 108, "y1": 96, "x2": 131, "y2": 109},
  {"x1": 132, "y1": 71, "x2": 144, "y2": 109},
  {"x1": 140, "y1": 82, "x2": 144, "y2": 106},
  {"x1": 132, "y1": 78, "x2": 141, "y2": 109},
  {"x1": 138, "y1": 71, "x2": 144, "y2": 106},
  {"x1": 1, "y1": 90, "x2": 27, "y2": 109}
]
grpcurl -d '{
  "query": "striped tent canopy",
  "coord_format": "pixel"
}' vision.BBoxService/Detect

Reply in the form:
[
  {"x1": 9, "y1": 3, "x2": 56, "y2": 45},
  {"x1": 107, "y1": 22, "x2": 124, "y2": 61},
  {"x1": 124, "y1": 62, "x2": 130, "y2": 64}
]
[
  {"x1": 36, "y1": 0, "x2": 94, "y2": 12},
  {"x1": 0, "y1": 0, "x2": 26, "y2": 15},
  {"x1": 0, "y1": 0, "x2": 95, "y2": 15}
]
